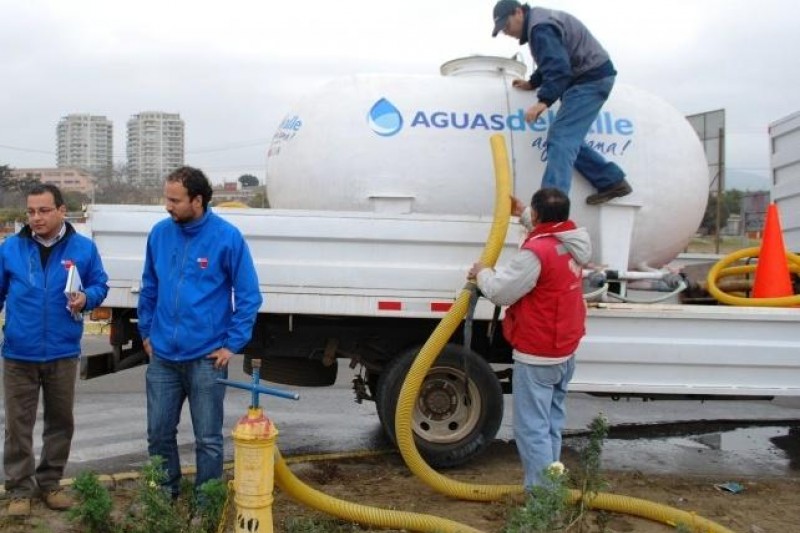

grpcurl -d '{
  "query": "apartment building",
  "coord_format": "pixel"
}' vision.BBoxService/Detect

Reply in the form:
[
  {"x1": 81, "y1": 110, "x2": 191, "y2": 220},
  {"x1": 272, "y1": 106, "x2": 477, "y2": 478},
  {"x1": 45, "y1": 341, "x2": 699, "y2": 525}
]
[
  {"x1": 127, "y1": 112, "x2": 185, "y2": 186},
  {"x1": 56, "y1": 114, "x2": 113, "y2": 180},
  {"x1": 11, "y1": 167, "x2": 96, "y2": 196}
]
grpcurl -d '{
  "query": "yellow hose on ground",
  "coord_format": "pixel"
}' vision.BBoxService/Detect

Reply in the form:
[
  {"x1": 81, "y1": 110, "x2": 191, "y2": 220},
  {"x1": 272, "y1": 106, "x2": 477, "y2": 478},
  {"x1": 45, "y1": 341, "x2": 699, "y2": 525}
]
[
  {"x1": 394, "y1": 133, "x2": 737, "y2": 533},
  {"x1": 273, "y1": 449, "x2": 481, "y2": 533},
  {"x1": 706, "y1": 246, "x2": 800, "y2": 306}
]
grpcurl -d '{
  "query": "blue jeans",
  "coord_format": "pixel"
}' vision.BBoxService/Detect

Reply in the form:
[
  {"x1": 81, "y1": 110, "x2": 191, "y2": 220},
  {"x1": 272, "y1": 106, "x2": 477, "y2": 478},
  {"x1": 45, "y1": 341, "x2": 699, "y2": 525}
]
[
  {"x1": 146, "y1": 356, "x2": 227, "y2": 496},
  {"x1": 541, "y1": 76, "x2": 625, "y2": 194},
  {"x1": 512, "y1": 357, "x2": 575, "y2": 489}
]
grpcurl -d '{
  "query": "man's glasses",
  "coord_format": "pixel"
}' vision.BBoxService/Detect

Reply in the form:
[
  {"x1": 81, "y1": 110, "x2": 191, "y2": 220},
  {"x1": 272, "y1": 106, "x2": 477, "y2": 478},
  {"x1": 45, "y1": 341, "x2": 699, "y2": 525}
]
[{"x1": 26, "y1": 207, "x2": 57, "y2": 217}]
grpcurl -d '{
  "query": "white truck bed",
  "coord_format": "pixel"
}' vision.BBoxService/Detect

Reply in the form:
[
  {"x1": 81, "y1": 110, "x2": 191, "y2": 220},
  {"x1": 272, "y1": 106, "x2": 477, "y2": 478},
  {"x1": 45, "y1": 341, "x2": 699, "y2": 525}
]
[
  {"x1": 89, "y1": 204, "x2": 521, "y2": 318},
  {"x1": 87, "y1": 204, "x2": 800, "y2": 397}
]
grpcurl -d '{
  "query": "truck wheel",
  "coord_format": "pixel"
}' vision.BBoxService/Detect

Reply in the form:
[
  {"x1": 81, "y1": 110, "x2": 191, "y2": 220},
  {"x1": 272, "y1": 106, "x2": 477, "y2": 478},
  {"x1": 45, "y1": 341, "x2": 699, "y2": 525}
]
[{"x1": 376, "y1": 344, "x2": 503, "y2": 468}]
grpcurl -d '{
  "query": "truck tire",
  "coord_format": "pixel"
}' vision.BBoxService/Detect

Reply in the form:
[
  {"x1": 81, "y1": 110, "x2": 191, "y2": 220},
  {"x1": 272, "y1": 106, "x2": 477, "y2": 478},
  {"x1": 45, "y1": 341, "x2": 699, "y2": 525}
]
[{"x1": 376, "y1": 344, "x2": 503, "y2": 468}]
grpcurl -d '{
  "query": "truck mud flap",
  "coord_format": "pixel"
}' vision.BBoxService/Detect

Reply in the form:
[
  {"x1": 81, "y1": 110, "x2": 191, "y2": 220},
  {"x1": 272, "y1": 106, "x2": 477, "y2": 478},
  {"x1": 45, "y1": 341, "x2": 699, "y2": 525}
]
[
  {"x1": 80, "y1": 347, "x2": 148, "y2": 380},
  {"x1": 244, "y1": 355, "x2": 337, "y2": 387}
]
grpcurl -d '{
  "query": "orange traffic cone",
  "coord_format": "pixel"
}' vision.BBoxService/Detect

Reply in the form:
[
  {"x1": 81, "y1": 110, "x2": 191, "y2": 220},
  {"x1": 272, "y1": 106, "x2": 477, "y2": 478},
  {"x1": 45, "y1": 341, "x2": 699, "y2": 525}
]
[{"x1": 753, "y1": 203, "x2": 793, "y2": 298}]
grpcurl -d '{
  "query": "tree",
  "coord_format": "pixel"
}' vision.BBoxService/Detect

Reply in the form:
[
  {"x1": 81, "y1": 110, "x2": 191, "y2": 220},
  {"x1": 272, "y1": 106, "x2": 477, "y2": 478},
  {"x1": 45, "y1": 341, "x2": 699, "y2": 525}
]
[
  {"x1": 700, "y1": 193, "x2": 730, "y2": 235},
  {"x1": 247, "y1": 192, "x2": 269, "y2": 208},
  {"x1": 0, "y1": 165, "x2": 41, "y2": 208},
  {"x1": 63, "y1": 190, "x2": 91, "y2": 212},
  {"x1": 112, "y1": 162, "x2": 131, "y2": 184},
  {"x1": 699, "y1": 189, "x2": 748, "y2": 236},
  {"x1": 238, "y1": 174, "x2": 259, "y2": 188},
  {"x1": 95, "y1": 182, "x2": 160, "y2": 205},
  {"x1": 0, "y1": 164, "x2": 10, "y2": 187},
  {"x1": 721, "y1": 189, "x2": 744, "y2": 218}
]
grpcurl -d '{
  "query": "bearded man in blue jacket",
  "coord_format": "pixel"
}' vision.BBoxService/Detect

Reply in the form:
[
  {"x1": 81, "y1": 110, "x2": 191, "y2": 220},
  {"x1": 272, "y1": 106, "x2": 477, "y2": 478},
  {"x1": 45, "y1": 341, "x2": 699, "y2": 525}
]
[
  {"x1": 0, "y1": 183, "x2": 108, "y2": 516},
  {"x1": 137, "y1": 166, "x2": 262, "y2": 499}
]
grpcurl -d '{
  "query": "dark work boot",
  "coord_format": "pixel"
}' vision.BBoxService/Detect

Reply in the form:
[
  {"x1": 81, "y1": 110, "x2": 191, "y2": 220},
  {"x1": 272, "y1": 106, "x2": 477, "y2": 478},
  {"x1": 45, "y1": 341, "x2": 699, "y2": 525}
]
[{"x1": 586, "y1": 179, "x2": 633, "y2": 205}]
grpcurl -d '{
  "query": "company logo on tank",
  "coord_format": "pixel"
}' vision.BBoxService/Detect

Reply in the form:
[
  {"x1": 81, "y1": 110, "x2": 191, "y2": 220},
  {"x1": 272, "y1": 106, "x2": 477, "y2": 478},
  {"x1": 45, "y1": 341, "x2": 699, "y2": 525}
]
[
  {"x1": 367, "y1": 98, "x2": 636, "y2": 158},
  {"x1": 268, "y1": 115, "x2": 304, "y2": 157},
  {"x1": 368, "y1": 98, "x2": 404, "y2": 137},
  {"x1": 367, "y1": 98, "x2": 635, "y2": 137}
]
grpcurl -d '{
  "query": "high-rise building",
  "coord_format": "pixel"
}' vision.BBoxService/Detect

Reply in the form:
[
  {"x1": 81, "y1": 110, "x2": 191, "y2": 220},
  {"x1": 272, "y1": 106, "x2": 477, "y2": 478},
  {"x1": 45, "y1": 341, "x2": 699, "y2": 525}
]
[
  {"x1": 56, "y1": 114, "x2": 113, "y2": 180},
  {"x1": 127, "y1": 112, "x2": 185, "y2": 186}
]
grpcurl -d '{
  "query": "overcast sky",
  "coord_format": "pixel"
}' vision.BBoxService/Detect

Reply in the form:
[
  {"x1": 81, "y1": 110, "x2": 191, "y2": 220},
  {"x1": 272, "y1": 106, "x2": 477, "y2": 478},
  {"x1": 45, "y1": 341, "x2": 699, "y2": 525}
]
[{"x1": 1, "y1": 0, "x2": 796, "y2": 189}]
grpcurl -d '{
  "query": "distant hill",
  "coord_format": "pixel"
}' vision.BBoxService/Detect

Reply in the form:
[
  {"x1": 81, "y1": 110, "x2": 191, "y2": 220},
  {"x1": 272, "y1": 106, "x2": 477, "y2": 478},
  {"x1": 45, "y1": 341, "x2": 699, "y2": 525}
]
[{"x1": 725, "y1": 169, "x2": 770, "y2": 191}]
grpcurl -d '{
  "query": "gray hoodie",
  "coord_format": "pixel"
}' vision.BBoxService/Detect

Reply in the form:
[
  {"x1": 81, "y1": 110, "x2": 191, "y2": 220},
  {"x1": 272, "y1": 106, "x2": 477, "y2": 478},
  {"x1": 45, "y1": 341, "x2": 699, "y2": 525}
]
[{"x1": 476, "y1": 208, "x2": 592, "y2": 308}]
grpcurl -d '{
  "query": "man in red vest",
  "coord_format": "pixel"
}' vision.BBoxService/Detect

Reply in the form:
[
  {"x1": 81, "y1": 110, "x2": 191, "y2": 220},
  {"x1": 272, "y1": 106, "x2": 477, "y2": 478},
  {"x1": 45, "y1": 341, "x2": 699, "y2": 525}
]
[{"x1": 469, "y1": 187, "x2": 591, "y2": 488}]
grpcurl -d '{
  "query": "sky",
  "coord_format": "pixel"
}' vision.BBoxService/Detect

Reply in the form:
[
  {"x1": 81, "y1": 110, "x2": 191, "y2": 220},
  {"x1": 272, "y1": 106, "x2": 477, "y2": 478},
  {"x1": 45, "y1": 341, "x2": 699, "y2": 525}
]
[{"x1": 0, "y1": 0, "x2": 796, "y2": 189}]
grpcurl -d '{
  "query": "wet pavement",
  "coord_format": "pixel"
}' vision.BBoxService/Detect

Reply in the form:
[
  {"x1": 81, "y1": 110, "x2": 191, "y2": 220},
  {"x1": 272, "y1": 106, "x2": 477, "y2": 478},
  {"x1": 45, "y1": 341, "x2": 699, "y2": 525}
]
[
  {"x1": 570, "y1": 422, "x2": 800, "y2": 478},
  {"x1": 0, "y1": 334, "x2": 798, "y2": 481}
]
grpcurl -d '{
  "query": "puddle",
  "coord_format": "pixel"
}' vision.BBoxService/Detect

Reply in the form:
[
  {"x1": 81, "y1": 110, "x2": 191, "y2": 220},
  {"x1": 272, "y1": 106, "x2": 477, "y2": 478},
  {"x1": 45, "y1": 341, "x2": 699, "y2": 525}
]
[{"x1": 565, "y1": 422, "x2": 800, "y2": 477}]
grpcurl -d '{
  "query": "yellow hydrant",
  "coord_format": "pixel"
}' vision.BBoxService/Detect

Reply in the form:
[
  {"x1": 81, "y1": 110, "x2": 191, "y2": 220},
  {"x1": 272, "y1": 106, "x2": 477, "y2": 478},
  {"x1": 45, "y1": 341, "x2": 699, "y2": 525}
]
[
  {"x1": 218, "y1": 359, "x2": 299, "y2": 533},
  {"x1": 232, "y1": 405, "x2": 278, "y2": 533}
]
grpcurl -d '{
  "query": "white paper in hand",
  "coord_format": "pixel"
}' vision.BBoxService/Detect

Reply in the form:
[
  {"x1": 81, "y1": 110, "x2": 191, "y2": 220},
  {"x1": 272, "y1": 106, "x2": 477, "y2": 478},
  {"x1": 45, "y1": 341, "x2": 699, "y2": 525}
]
[{"x1": 64, "y1": 264, "x2": 83, "y2": 320}]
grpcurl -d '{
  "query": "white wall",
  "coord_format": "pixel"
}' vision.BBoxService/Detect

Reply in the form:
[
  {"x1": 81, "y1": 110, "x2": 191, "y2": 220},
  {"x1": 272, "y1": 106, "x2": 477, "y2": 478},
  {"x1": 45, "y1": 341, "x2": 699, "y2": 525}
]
[{"x1": 770, "y1": 111, "x2": 800, "y2": 251}]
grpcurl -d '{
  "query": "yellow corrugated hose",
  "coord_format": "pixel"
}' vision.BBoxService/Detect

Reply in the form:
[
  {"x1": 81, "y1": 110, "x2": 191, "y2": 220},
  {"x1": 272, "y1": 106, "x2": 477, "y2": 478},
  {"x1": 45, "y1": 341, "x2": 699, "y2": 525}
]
[
  {"x1": 706, "y1": 246, "x2": 800, "y2": 306},
  {"x1": 274, "y1": 448, "x2": 481, "y2": 532},
  {"x1": 393, "y1": 134, "x2": 738, "y2": 533}
]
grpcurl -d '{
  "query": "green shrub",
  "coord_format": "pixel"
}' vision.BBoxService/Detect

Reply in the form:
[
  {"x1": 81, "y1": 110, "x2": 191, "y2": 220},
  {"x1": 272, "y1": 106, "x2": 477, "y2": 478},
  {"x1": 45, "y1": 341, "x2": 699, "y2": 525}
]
[
  {"x1": 504, "y1": 463, "x2": 573, "y2": 532},
  {"x1": 504, "y1": 414, "x2": 611, "y2": 532},
  {"x1": 67, "y1": 471, "x2": 114, "y2": 533},
  {"x1": 120, "y1": 456, "x2": 184, "y2": 533},
  {"x1": 194, "y1": 478, "x2": 229, "y2": 533}
]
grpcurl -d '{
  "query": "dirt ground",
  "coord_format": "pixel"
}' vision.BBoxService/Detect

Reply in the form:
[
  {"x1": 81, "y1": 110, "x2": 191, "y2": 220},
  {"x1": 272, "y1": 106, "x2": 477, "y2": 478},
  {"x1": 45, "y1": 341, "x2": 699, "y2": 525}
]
[{"x1": 1, "y1": 441, "x2": 798, "y2": 533}]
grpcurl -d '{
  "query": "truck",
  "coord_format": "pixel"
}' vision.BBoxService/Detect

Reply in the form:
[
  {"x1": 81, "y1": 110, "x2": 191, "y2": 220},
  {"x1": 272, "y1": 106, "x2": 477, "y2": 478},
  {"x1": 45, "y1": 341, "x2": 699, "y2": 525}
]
[
  {"x1": 771, "y1": 110, "x2": 800, "y2": 251},
  {"x1": 82, "y1": 57, "x2": 800, "y2": 468}
]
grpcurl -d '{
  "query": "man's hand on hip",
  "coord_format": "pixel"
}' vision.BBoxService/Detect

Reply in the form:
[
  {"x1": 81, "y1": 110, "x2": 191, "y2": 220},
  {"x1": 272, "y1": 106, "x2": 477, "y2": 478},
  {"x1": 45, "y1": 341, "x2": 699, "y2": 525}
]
[{"x1": 208, "y1": 347, "x2": 234, "y2": 369}]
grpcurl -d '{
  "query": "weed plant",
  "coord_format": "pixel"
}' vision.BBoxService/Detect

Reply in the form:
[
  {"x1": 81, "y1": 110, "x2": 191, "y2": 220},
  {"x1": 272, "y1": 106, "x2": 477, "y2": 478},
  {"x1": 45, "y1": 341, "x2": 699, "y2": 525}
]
[
  {"x1": 64, "y1": 456, "x2": 230, "y2": 533},
  {"x1": 68, "y1": 470, "x2": 114, "y2": 533},
  {"x1": 504, "y1": 414, "x2": 610, "y2": 533},
  {"x1": 571, "y1": 415, "x2": 610, "y2": 507},
  {"x1": 504, "y1": 464, "x2": 574, "y2": 532},
  {"x1": 194, "y1": 478, "x2": 229, "y2": 532},
  {"x1": 121, "y1": 457, "x2": 184, "y2": 533}
]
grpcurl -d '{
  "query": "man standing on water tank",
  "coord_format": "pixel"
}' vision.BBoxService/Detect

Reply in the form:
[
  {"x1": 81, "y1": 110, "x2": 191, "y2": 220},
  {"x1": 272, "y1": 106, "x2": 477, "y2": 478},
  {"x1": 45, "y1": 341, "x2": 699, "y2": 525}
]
[{"x1": 492, "y1": 0, "x2": 632, "y2": 205}]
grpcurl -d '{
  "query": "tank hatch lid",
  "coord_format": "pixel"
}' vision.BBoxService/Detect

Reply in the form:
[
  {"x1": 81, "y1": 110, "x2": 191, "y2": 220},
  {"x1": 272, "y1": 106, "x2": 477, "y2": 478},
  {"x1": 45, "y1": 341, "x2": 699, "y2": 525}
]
[{"x1": 440, "y1": 55, "x2": 526, "y2": 78}]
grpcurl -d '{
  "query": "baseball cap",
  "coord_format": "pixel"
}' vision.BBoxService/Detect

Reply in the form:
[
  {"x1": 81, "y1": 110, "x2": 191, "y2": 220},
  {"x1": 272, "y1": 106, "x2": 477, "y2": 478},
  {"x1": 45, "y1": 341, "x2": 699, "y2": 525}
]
[{"x1": 492, "y1": 0, "x2": 522, "y2": 37}]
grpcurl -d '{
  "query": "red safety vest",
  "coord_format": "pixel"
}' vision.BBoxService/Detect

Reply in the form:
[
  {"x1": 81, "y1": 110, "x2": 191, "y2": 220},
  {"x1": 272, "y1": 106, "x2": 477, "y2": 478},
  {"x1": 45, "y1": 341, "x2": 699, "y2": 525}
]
[{"x1": 502, "y1": 234, "x2": 586, "y2": 357}]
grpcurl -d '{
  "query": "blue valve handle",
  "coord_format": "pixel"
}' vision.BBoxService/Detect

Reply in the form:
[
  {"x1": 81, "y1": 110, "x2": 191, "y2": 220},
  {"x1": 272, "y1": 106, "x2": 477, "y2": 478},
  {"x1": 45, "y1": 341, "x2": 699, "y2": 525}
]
[{"x1": 216, "y1": 363, "x2": 300, "y2": 407}]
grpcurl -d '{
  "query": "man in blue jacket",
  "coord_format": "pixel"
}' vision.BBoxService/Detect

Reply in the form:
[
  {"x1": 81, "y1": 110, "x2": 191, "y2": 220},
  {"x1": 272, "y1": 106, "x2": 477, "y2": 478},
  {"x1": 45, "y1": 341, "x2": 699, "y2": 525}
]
[
  {"x1": 492, "y1": 0, "x2": 632, "y2": 205},
  {"x1": 0, "y1": 183, "x2": 108, "y2": 516},
  {"x1": 138, "y1": 166, "x2": 262, "y2": 499}
]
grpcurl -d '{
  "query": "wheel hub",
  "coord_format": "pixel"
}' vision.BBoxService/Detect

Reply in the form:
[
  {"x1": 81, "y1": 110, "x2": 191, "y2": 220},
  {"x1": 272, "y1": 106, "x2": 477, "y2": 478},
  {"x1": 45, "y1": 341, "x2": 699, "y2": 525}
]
[{"x1": 412, "y1": 367, "x2": 482, "y2": 444}]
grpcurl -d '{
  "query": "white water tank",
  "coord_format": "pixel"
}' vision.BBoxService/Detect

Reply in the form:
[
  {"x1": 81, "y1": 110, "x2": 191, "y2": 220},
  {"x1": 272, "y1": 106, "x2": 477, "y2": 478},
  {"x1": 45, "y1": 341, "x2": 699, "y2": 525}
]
[{"x1": 266, "y1": 56, "x2": 708, "y2": 270}]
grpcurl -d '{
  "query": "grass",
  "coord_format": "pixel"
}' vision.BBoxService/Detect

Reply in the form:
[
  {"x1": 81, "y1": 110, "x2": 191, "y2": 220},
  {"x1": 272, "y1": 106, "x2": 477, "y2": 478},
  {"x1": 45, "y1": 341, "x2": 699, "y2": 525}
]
[
  {"x1": 686, "y1": 235, "x2": 762, "y2": 255},
  {"x1": 66, "y1": 457, "x2": 229, "y2": 533}
]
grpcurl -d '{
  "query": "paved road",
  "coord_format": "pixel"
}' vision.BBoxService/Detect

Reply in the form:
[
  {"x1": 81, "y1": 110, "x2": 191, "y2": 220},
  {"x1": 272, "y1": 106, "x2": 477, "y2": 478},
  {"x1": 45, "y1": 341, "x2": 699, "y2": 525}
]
[{"x1": 1, "y1": 334, "x2": 799, "y2": 480}]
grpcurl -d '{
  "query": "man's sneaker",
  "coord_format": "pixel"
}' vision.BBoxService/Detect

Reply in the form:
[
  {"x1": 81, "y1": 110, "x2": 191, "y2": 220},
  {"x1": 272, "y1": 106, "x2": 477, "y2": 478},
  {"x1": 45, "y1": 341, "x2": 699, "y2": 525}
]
[
  {"x1": 586, "y1": 179, "x2": 633, "y2": 205},
  {"x1": 42, "y1": 488, "x2": 74, "y2": 511},
  {"x1": 8, "y1": 497, "x2": 31, "y2": 516}
]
